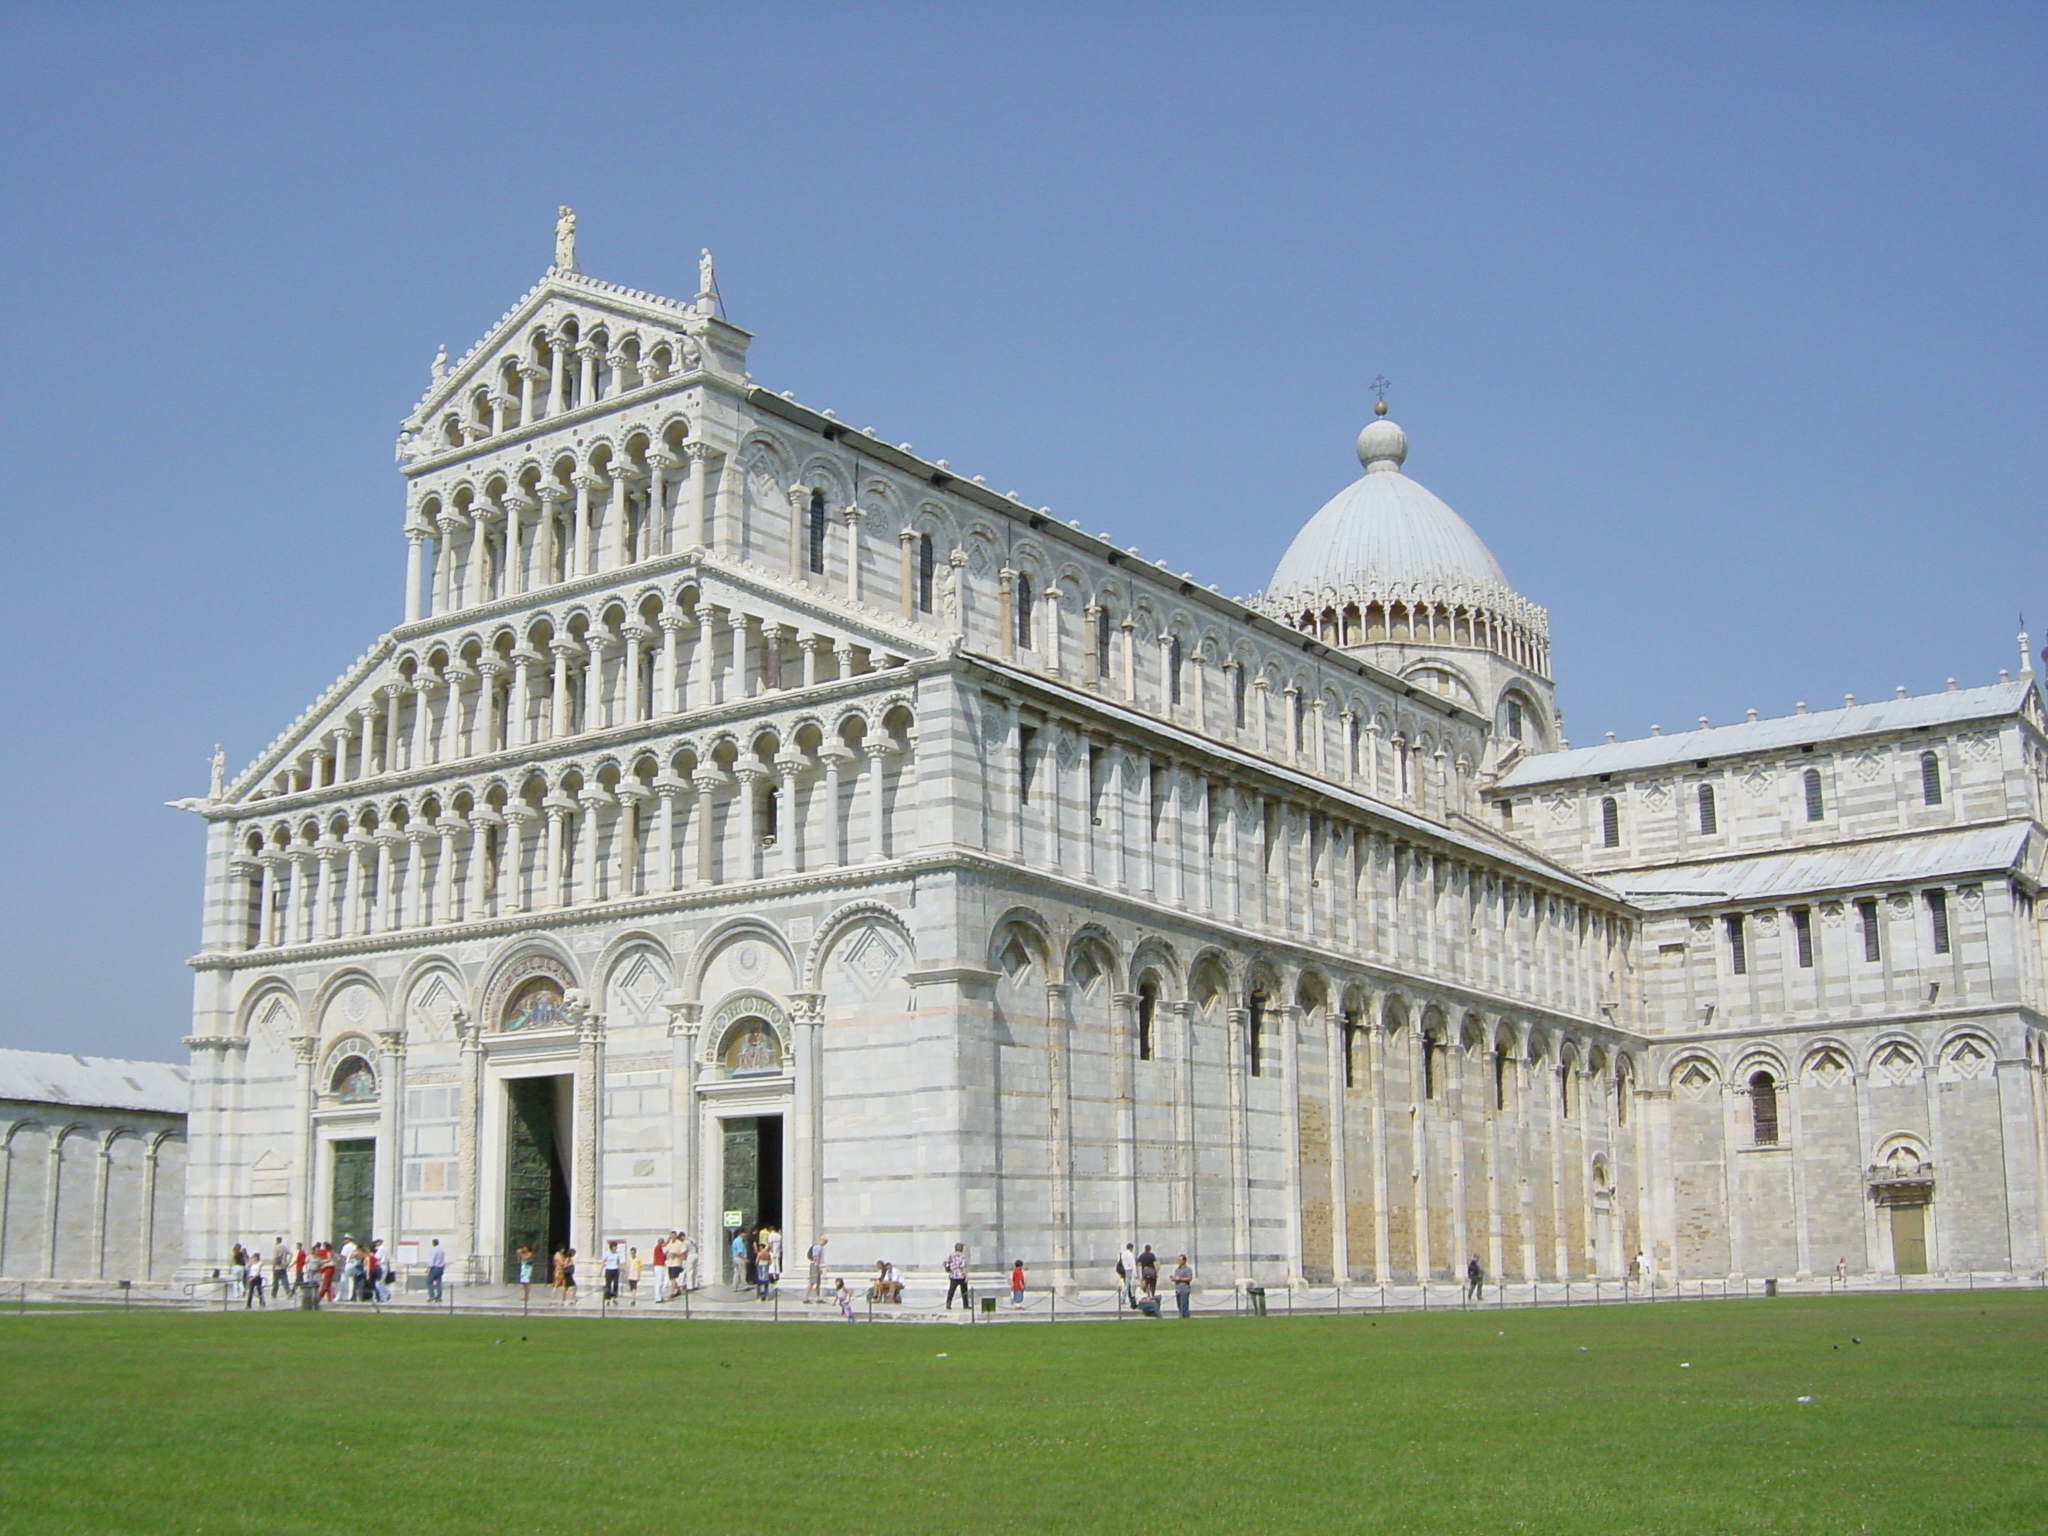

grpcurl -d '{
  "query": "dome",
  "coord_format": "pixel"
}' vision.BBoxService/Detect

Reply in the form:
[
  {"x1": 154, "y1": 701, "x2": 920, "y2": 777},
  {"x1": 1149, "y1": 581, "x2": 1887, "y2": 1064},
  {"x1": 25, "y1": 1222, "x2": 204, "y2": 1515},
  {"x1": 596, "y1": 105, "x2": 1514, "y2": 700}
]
[{"x1": 1263, "y1": 415, "x2": 1512, "y2": 605}]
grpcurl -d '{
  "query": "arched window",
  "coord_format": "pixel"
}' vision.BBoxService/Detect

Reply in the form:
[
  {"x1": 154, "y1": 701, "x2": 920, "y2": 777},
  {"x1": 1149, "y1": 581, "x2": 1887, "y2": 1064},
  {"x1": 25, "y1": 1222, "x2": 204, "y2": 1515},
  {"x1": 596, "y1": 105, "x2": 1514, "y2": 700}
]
[
  {"x1": 1920, "y1": 750, "x2": 1943, "y2": 805},
  {"x1": 1247, "y1": 995, "x2": 1265, "y2": 1078},
  {"x1": 1600, "y1": 796, "x2": 1620, "y2": 848},
  {"x1": 760, "y1": 784, "x2": 779, "y2": 844},
  {"x1": 1697, "y1": 783, "x2": 1718, "y2": 834},
  {"x1": 1232, "y1": 665, "x2": 1247, "y2": 728},
  {"x1": 1749, "y1": 1070, "x2": 1779, "y2": 1145},
  {"x1": 1342, "y1": 1014, "x2": 1362, "y2": 1089},
  {"x1": 1560, "y1": 1062, "x2": 1575, "y2": 1118},
  {"x1": 1014, "y1": 572, "x2": 1033, "y2": 649},
  {"x1": 806, "y1": 490, "x2": 827, "y2": 575},
  {"x1": 1167, "y1": 636, "x2": 1183, "y2": 706},
  {"x1": 1493, "y1": 1045, "x2": 1510, "y2": 1110},
  {"x1": 1136, "y1": 982, "x2": 1156, "y2": 1062},
  {"x1": 1095, "y1": 607, "x2": 1113, "y2": 680},
  {"x1": 917, "y1": 532, "x2": 935, "y2": 613},
  {"x1": 1421, "y1": 1034, "x2": 1439, "y2": 1100},
  {"x1": 1803, "y1": 767, "x2": 1825, "y2": 821}
]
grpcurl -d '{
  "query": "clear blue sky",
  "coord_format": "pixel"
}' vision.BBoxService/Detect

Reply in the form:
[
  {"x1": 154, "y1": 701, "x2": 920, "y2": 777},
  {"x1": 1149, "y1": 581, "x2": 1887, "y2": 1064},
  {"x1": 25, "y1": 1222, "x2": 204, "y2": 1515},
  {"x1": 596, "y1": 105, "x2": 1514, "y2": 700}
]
[{"x1": 2, "y1": 4, "x2": 2041, "y2": 1059}]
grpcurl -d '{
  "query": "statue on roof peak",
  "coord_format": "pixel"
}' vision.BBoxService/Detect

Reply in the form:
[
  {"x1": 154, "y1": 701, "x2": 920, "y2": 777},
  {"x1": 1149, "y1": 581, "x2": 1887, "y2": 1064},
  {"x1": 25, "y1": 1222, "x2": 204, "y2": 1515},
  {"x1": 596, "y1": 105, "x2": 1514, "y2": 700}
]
[{"x1": 554, "y1": 206, "x2": 578, "y2": 272}]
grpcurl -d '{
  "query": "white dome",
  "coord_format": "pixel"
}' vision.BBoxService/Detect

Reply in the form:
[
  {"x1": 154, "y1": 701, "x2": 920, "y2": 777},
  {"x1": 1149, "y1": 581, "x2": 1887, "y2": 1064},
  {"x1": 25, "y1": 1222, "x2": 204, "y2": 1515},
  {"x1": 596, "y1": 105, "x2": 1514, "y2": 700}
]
[{"x1": 1264, "y1": 418, "x2": 1511, "y2": 602}]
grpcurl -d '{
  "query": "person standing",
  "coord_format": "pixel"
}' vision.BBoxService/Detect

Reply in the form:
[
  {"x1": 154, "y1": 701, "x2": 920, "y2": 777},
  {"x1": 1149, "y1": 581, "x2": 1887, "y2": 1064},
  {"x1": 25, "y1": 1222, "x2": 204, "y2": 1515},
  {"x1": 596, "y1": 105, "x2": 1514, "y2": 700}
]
[
  {"x1": 754, "y1": 1233, "x2": 775, "y2": 1301},
  {"x1": 1138, "y1": 1245, "x2": 1159, "y2": 1299},
  {"x1": 292, "y1": 1243, "x2": 308, "y2": 1296},
  {"x1": 731, "y1": 1228, "x2": 749, "y2": 1292},
  {"x1": 651, "y1": 1235, "x2": 669, "y2": 1303},
  {"x1": 676, "y1": 1231, "x2": 696, "y2": 1294},
  {"x1": 1010, "y1": 1259, "x2": 1026, "y2": 1308},
  {"x1": 426, "y1": 1239, "x2": 447, "y2": 1303},
  {"x1": 603, "y1": 1240, "x2": 623, "y2": 1303},
  {"x1": 944, "y1": 1243, "x2": 970, "y2": 1309},
  {"x1": 517, "y1": 1243, "x2": 536, "y2": 1303},
  {"x1": 272, "y1": 1238, "x2": 290, "y2": 1298},
  {"x1": 1117, "y1": 1244, "x2": 1138, "y2": 1306},
  {"x1": 243, "y1": 1251, "x2": 265, "y2": 1307},
  {"x1": 1171, "y1": 1255, "x2": 1194, "y2": 1319},
  {"x1": 316, "y1": 1243, "x2": 337, "y2": 1303},
  {"x1": 627, "y1": 1247, "x2": 642, "y2": 1303},
  {"x1": 560, "y1": 1248, "x2": 578, "y2": 1306},
  {"x1": 805, "y1": 1238, "x2": 828, "y2": 1303},
  {"x1": 1465, "y1": 1256, "x2": 1484, "y2": 1301},
  {"x1": 371, "y1": 1241, "x2": 393, "y2": 1303}
]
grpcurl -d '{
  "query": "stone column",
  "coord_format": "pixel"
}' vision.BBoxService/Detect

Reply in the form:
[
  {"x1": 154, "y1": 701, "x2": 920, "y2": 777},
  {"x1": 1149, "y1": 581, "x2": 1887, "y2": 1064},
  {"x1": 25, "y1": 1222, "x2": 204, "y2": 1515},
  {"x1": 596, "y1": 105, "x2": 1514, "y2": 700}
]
[
  {"x1": 615, "y1": 783, "x2": 648, "y2": 896},
  {"x1": 1279, "y1": 1002, "x2": 1305, "y2": 1286},
  {"x1": 728, "y1": 610, "x2": 753, "y2": 699},
  {"x1": 898, "y1": 528, "x2": 916, "y2": 620},
  {"x1": 664, "y1": 1000, "x2": 702, "y2": 1245},
  {"x1": 455, "y1": 1014, "x2": 482, "y2": 1269},
  {"x1": 658, "y1": 616, "x2": 686, "y2": 715},
  {"x1": 434, "y1": 820, "x2": 458, "y2": 924},
  {"x1": 404, "y1": 528, "x2": 427, "y2": 623},
  {"x1": 376, "y1": 1029, "x2": 407, "y2": 1252},
  {"x1": 1367, "y1": 1021, "x2": 1392, "y2": 1281},
  {"x1": 475, "y1": 658, "x2": 506, "y2": 755},
  {"x1": 466, "y1": 810, "x2": 497, "y2": 918},
  {"x1": 821, "y1": 748, "x2": 850, "y2": 868},
  {"x1": 646, "y1": 449, "x2": 678, "y2": 557},
  {"x1": 548, "y1": 641, "x2": 578, "y2": 740},
  {"x1": 694, "y1": 603, "x2": 720, "y2": 709},
  {"x1": 574, "y1": 1010, "x2": 604, "y2": 1262},
  {"x1": 314, "y1": 841, "x2": 341, "y2": 941},
  {"x1": 403, "y1": 827, "x2": 431, "y2": 928},
  {"x1": 774, "y1": 755, "x2": 805, "y2": 875},
  {"x1": 1225, "y1": 1006, "x2": 1251, "y2": 1284},
  {"x1": 576, "y1": 792, "x2": 608, "y2": 903},
  {"x1": 653, "y1": 776, "x2": 684, "y2": 891},
  {"x1": 799, "y1": 635, "x2": 827, "y2": 689},
  {"x1": 864, "y1": 742, "x2": 894, "y2": 862},
  {"x1": 535, "y1": 483, "x2": 566, "y2": 586},
  {"x1": 542, "y1": 799, "x2": 571, "y2": 909},
  {"x1": 581, "y1": 635, "x2": 614, "y2": 731},
  {"x1": 374, "y1": 833, "x2": 400, "y2": 933},
  {"x1": 500, "y1": 806, "x2": 533, "y2": 914},
  {"x1": 790, "y1": 993, "x2": 826, "y2": 1248},
  {"x1": 1326, "y1": 1009, "x2": 1351, "y2": 1286},
  {"x1": 571, "y1": 471, "x2": 600, "y2": 578},
  {"x1": 1045, "y1": 981, "x2": 1074, "y2": 1289},
  {"x1": 732, "y1": 767, "x2": 766, "y2": 882},
  {"x1": 684, "y1": 443, "x2": 715, "y2": 550},
  {"x1": 1112, "y1": 991, "x2": 1140, "y2": 1246},
  {"x1": 471, "y1": 502, "x2": 503, "y2": 604},
  {"x1": 692, "y1": 770, "x2": 726, "y2": 886},
  {"x1": 433, "y1": 511, "x2": 461, "y2": 613},
  {"x1": 843, "y1": 507, "x2": 864, "y2": 603},
  {"x1": 1120, "y1": 618, "x2": 1138, "y2": 703}
]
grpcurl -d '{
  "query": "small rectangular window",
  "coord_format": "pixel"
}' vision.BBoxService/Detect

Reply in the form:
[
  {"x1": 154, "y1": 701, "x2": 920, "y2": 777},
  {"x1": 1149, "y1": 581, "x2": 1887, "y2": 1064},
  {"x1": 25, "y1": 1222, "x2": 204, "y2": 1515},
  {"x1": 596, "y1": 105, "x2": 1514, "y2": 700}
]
[
  {"x1": 1857, "y1": 898, "x2": 1882, "y2": 962},
  {"x1": 1725, "y1": 914, "x2": 1748, "y2": 975},
  {"x1": 1018, "y1": 725, "x2": 1037, "y2": 807},
  {"x1": 1499, "y1": 799, "x2": 1514, "y2": 824},
  {"x1": 1803, "y1": 768, "x2": 1825, "y2": 822},
  {"x1": 1791, "y1": 907, "x2": 1814, "y2": 968},
  {"x1": 1927, "y1": 889, "x2": 1951, "y2": 954},
  {"x1": 1921, "y1": 751, "x2": 1943, "y2": 806},
  {"x1": 1697, "y1": 783, "x2": 1718, "y2": 835}
]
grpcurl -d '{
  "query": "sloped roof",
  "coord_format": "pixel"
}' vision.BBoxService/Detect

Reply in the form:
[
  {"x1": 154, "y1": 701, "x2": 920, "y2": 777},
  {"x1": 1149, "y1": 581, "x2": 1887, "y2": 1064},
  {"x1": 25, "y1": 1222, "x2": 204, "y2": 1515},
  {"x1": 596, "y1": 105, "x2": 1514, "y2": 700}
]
[
  {"x1": 1497, "y1": 680, "x2": 2036, "y2": 788},
  {"x1": 0, "y1": 1048, "x2": 188, "y2": 1116},
  {"x1": 1610, "y1": 822, "x2": 2033, "y2": 911}
]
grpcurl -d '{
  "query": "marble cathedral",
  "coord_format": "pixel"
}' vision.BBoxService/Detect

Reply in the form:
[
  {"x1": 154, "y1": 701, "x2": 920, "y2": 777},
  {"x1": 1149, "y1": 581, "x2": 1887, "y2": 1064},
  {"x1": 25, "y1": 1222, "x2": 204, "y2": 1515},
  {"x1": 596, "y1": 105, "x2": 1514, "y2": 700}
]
[{"x1": 179, "y1": 221, "x2": 2048, "y2": 1288}]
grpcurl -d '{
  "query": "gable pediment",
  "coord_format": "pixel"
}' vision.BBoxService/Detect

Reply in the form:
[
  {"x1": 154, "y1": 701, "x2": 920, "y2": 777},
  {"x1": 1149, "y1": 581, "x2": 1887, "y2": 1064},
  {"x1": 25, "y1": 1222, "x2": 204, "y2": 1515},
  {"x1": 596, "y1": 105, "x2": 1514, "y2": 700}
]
[{"x1": 398, "y1": 272, "x2": 750, "y2": 465}]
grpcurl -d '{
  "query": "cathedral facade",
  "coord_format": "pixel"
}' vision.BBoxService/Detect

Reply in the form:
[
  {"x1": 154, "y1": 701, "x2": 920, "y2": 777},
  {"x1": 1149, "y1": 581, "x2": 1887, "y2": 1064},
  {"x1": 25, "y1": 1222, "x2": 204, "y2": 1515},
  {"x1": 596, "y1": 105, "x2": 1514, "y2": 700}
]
[{"x1": 179, "y1": 240, "x2": 2048, "y2": 1288}]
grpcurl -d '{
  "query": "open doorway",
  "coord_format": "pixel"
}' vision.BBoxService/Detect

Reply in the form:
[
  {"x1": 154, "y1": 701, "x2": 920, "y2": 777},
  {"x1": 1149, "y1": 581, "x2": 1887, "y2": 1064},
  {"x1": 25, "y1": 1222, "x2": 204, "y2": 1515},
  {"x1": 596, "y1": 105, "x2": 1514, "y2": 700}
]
[{"x1": 504, "y1": 1076, "x2": 571, "y2": 1282}]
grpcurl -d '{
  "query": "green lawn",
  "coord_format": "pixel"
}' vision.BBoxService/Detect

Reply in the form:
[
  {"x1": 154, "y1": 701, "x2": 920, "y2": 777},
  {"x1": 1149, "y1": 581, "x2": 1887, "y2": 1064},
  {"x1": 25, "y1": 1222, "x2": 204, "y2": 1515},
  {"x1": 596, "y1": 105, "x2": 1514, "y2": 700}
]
[{"x1": 2, "y1": 1293, "x2": 2043, "y2": 1535}]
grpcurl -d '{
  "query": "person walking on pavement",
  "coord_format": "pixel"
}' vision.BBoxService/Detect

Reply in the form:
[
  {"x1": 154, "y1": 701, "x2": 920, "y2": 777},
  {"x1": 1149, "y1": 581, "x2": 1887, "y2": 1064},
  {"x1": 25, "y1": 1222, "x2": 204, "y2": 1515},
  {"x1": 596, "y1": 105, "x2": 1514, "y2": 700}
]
[
  {"x1": 272, "y1": 1238, "x2": 290, "y2": 1298},
  {"x1": 944, "y1": 1243, "x2": 970, "y2": 1308},
  {"x1": 805, "y1": 1237, "x2": 828, "y2": 1303},
  {"x1": 1171, "y1": 1256, "x2": 1194, "y2": 1319},
  {"x1": 1465, "y1": 1256, "x2": 1484, "y2": 1301},
  {"x1": 1117, "y1": 1244, "x2": 1138, "y2": 1306},
  {"x1": 1138, "y1": 1245, "x2": 1160, "y2": 1299},
  {"x1": 426, "y1": 1239, "x2": 447, "y2": 1303},
  {"x1": 1010, "y1": 1259, "x2": 1027, "y2": 1308}
]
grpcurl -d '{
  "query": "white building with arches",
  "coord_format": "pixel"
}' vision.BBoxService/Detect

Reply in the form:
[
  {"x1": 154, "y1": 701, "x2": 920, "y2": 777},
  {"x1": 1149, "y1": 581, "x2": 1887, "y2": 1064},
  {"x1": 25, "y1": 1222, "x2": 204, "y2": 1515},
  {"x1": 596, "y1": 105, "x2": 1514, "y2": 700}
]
[{"x1": 178, "y1": 232, "x2": 2046, "y2": 1288}]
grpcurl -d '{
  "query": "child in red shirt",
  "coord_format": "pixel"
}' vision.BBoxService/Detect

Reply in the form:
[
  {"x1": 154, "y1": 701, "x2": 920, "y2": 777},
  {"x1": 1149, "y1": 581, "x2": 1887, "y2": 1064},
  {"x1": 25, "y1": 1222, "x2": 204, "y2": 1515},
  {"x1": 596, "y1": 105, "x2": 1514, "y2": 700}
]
[{"x1": 1010, "y1": 1260, "x2": 1026, "y2": 1307}]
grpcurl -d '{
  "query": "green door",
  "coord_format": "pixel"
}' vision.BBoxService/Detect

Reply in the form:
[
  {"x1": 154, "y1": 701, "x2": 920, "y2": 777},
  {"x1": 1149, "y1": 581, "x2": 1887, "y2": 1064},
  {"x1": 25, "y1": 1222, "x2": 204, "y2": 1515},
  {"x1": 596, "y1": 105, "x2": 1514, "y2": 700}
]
[
  {"x1": 330, "y1": 1140, "x2": 376, "y2": 1245},
  {"x1": 1890, "y1": 1204, "x2": 1929, "y2": 1275}
]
